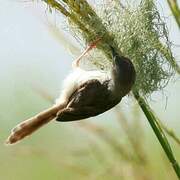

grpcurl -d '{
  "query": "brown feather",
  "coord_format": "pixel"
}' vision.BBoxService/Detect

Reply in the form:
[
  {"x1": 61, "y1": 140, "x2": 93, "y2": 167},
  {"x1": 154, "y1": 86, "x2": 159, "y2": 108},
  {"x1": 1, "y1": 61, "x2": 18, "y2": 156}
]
[{"x1": 56, "y1": 79, "x2": 121, "y2": 122}]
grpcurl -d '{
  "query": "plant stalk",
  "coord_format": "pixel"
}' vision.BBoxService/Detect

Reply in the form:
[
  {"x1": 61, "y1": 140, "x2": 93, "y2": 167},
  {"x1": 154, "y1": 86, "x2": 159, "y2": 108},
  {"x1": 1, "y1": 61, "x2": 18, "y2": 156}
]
[
  {"x1": 133, "y1": 90, "x2": 180, "y2": 179},
  {"x1": 167, "y1": 0, "x2": 180, "y2": 28}
]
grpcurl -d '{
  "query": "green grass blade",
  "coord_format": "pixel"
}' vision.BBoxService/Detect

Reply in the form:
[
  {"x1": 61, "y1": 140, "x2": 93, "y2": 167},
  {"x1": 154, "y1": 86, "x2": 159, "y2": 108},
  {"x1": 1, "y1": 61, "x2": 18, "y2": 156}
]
[
  {"x1": 167, "y1": 0, "x2": 180, "y2": 28},
  {"x1": 133, "y1": 90, "x2": 180, "y2": 179}
]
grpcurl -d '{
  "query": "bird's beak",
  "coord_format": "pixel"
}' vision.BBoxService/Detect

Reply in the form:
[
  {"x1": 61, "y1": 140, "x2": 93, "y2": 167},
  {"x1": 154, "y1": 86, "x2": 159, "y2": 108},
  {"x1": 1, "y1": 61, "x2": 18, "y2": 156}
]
[
  {"x1": 110, "y1": 46, "x2": 117, "y2": 57},
  {"x1": 109, "y1": 46, "x2": 121, "y2": 64}
]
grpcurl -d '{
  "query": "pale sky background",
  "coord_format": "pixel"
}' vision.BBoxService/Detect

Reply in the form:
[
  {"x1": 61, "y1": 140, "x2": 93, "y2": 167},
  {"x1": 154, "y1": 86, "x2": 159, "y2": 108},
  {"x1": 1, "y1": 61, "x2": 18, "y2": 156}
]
[{"x1": 0, "y1": 0, "x2": 179, "y2": 132}]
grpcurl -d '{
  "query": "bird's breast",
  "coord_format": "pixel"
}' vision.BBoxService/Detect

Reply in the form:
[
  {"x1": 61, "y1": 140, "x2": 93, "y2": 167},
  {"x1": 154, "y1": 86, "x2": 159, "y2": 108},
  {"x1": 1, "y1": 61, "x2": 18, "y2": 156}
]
[{"x1": 56, "y1": 68, "x2": 111, "y2": 105}]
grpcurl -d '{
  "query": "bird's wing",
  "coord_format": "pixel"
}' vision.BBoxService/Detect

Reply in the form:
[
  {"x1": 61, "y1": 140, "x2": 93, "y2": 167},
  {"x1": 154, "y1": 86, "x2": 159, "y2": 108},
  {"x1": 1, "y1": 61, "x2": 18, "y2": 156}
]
[{"x1": 56, "y1": 79, "x2": 121, "y2": 121}]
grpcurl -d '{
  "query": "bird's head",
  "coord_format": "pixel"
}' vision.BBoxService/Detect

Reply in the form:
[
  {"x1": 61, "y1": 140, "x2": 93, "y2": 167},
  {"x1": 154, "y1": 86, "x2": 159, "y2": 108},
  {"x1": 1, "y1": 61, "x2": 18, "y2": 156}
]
[{"x1": 110, "y1": 46, "x2": 136, "y2": 95}]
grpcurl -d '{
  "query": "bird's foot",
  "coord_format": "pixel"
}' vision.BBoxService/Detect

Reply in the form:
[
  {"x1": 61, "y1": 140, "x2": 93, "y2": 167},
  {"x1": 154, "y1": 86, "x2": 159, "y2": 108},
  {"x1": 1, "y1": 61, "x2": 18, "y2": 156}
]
[{"x1": 72, "y1": 37, "x2": 102, "y2": 68}]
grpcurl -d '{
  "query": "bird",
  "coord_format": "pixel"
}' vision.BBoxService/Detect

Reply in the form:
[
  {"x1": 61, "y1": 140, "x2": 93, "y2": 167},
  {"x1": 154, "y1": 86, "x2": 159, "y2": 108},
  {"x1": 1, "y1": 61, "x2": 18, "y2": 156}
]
[{"x1": 5, "y1": 45, "x2": 136, "y2": 145}]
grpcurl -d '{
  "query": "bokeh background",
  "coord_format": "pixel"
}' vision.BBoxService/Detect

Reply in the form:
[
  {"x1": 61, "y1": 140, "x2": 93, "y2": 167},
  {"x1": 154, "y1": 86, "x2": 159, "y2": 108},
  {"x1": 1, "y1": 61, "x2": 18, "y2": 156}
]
[{"x1": 0, "y1": 1, "x2": 179, "y2": 179}]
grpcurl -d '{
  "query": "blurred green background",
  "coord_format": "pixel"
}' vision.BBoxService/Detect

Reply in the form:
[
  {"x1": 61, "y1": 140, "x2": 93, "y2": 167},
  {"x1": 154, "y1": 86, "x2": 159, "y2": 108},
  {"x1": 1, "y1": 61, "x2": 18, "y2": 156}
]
[{"x1": 0, "y1": 1, "x2": 179, "y2": 180}]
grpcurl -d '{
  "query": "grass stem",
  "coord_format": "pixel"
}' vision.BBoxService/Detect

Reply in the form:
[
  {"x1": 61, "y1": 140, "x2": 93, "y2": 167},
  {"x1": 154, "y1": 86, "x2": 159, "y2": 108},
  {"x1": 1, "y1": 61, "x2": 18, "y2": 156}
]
[
  {"x1": 133, "y1": 90, "x2": 180, "y2": 178},
  {"x1": 167, "y1": 0, "x2": 180, "y2": 28}
]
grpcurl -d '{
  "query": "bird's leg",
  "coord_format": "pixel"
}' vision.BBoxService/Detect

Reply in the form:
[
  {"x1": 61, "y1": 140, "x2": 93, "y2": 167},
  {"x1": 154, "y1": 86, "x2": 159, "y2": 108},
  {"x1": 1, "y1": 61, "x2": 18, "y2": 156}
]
[
  {"x1": 6, "y1": 104, "x2": 65, "y2": 145},
  {"x1": 72, "y1": 37, "x2": 101, "y2": 68}
]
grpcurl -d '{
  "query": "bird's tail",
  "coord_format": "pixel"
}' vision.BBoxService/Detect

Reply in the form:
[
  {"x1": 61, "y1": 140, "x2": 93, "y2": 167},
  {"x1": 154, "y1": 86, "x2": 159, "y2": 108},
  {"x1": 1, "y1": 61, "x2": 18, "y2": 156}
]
[{"x1": 5, "y1": 104, "x2": 64, "y2": 145}]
